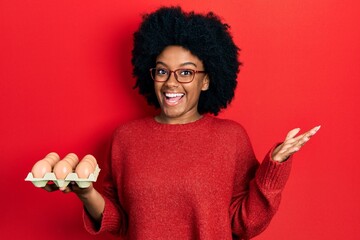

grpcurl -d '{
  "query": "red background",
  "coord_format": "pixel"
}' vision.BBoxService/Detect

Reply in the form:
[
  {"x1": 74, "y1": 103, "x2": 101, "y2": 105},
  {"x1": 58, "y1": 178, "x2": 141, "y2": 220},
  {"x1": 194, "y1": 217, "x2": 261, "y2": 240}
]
[{"x1": 1, "y1": 0, "x2": 359, "y2": 239}]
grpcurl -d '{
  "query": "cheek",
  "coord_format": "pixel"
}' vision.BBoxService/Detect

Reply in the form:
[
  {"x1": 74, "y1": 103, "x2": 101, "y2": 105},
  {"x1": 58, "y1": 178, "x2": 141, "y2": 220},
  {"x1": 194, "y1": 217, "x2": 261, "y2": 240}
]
[
  {"x1": 186, "y1": 83, "x2": 204, "y2": 98},
  {"x1": 154, "y1": 84, "x2": 163, "y2": 99}
]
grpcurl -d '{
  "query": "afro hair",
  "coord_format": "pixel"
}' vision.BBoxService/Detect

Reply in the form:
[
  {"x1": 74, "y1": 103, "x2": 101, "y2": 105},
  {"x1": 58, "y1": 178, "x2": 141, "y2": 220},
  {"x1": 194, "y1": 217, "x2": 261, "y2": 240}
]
[{"x1": 132, "y1": 6, "x2": 240, "y2": 115}]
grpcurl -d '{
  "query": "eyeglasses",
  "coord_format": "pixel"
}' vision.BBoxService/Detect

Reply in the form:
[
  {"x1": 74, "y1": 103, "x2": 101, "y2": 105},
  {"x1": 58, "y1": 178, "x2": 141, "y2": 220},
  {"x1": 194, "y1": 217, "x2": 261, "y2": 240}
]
[{"x1": 149, "y1": 67, "x2": 206, "y2": 83}]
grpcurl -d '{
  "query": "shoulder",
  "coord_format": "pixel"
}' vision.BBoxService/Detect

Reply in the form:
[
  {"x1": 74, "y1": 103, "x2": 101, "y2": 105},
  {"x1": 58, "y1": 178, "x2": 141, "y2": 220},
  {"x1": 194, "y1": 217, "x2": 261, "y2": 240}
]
[
  {"x1": 207, "y1": 115, "x2": 248, "y2": 136},
  {"x1": 206, "y1": 116, "x2": 253, "y2": 146},
  {"x1": 113, "y1": 117, "x2": 152, "y2": 138}
]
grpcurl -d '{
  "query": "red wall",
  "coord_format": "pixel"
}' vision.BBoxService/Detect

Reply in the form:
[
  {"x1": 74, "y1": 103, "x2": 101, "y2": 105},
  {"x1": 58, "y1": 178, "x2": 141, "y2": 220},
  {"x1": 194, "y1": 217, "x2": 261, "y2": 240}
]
[{"x1": 1, "y1": 0, "x2": 359, "y2": 239}]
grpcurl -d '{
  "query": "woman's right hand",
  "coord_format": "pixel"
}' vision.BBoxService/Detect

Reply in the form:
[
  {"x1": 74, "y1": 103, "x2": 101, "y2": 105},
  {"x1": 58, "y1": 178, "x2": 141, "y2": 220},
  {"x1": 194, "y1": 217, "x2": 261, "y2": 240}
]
[
  {"x1": 39, "y1": 152, "x2": 97, "y2": 197},
  {"x1": 38, "y1": 153, "x2": 105, "y2": 222},
  {"x1": 42, "y1": 181, "x2": 93, "y2": 197}
]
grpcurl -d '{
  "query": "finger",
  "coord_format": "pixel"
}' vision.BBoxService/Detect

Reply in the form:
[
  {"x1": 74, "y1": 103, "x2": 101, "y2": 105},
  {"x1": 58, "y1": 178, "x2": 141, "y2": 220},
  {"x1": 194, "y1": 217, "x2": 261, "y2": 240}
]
[
  {"x1": 62, "y1": 181, "x2": 82, "y2": 194},
  {"x1": 285, "y1": 128, "x2": 301, "y2": 141},
  {"x1": 68, "y1": 181, "x2": 80, "y2": 192},
  {"x1": 279, "y1": 139, "x2": 299, "y2": 153},
  {"x1": 278, "y1": 144, "x2": 293, "y2": 153},
  {"x1": 282, "y1": 137, "x2": 298, "y2": 145},
  {"x1": 292, "y1": 125, "x2": 320, "y2": 142},
  {"x1": 288, "y1": 145, "x2": 300, "y2": 154},
  {"x1": 280, "y1": 128, "x2": 314, "y2": 154},
  {"x1": 302, "y1": 125, "x2": 321, "y2": 138},
  {"x1": 59, "y1": 184, "x2": 73, "y2": 193},
  {"x1": 309, "y1": 125, "x2": 321, "y2": 136},
  {"x1": 42, "y1": 183, "x2": 59, "y2": 192},
  {"x1": 286, "y1": 125, "x2": 322, "y2": 152},
  {"x1": 294, "y1": 125, "x2": 321, "y2": 145},
  {"x1": 61, "y1": 187, "x2": 72, "y2": 194},
  {"x1": 42, "y1": 181, "x2": 59, "y2": 192},
  {"x1": 279, "y1": 146, "x2": 301, "y2": 160},
  {"x1": 275, "y1": 125, "x2": 321, "y2": 162},
  {"x1": 283, "y1": 135, "x2": 309, "y2": 152},
  {"x1": 279, "y1": 134, "x2": 306, "y2": 153}
]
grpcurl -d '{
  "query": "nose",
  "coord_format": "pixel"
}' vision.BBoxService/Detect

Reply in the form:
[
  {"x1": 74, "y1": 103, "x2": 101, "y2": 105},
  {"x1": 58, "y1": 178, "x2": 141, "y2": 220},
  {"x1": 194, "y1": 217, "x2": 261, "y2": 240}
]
[{"x1": 165, "y1": 71, "x2": 179, "y2": 87}]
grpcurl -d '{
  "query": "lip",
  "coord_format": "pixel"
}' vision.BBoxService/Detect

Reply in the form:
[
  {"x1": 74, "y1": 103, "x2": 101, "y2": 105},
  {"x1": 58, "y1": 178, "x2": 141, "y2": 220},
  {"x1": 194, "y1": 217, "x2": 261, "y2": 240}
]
[
  {"x1": 162, "y1": 92, "x2": 185, "y2": 106},
  {"x1": 163, "y1": 92, "x2": 185, "y2": 97}
]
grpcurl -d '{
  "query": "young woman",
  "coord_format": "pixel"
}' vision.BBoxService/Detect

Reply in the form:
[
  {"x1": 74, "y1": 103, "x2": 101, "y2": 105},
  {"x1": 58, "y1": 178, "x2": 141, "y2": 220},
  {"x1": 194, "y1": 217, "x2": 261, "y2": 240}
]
[{"x1": 44, "y1": 6, "x2": 320, "y2": 239}]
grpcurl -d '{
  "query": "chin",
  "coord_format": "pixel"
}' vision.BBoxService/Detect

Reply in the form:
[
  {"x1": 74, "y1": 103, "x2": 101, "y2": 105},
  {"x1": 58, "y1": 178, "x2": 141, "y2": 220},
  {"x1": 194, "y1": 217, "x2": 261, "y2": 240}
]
[{"x1": 162, "y1": 110, "x2": 184, "y2": 119}]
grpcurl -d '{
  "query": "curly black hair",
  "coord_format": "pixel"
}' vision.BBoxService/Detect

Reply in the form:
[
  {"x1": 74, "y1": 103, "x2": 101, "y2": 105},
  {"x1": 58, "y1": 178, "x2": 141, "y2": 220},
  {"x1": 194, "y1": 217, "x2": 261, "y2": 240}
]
[{"x1": 132, "y1": 6, "x2": 240, "y2": 115}]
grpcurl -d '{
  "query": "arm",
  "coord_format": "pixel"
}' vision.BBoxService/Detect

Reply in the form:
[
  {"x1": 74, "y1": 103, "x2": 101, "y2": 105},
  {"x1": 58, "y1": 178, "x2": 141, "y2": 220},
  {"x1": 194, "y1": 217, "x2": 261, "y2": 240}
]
[
  {"x1": 42, "y1": 165, "x2": 104, "y2": 223},
  {"x1": 43, "y1": 133, "x2": 127, "y2": 235},
  {"x1": 43, "y1": 163, "x2": 125, "y2": 235},
  {"x1": 80, "y1": 129, "x2": 129, "y2": 235},
  {"x1": 72, "y1": 183, "x2": 105, "y2": 222},
  {"x1": 80, "y1": 137, "x2": 128, "y2": 235},
  {"x1": 230, "y1": 146, "x2": 292, "y2": 239},
  {"x1": 230, "y1": 126, "x2": 320, "y2": 239},
  {"x1": 81, "y1": 169, "x2": 127, "y2": 235}
]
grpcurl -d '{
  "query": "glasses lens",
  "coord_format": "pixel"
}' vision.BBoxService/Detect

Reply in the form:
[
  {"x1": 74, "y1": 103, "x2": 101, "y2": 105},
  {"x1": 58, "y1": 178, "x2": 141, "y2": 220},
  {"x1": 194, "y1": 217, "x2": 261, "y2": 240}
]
[
  {"x1": 150, "y1": 68, "x2": 197, "y2": 83},
  {"x1": 151, "y1": 68, "x2": 169, "y2": 82},
  {"x1": 175, "y1": 69, "x2": 195, "y2": 83}
]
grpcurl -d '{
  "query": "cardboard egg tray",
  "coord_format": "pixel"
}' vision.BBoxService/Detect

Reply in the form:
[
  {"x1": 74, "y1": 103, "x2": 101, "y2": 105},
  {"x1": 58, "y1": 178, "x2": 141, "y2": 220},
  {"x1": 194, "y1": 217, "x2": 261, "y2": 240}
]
[{"x1": 25, "y1": 165, "x2": 101, "y2": 188}]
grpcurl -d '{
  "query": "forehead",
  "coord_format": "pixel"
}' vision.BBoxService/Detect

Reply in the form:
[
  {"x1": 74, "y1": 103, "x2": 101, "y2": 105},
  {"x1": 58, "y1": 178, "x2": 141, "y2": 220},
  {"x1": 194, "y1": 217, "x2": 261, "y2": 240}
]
[{"x1": 156, "y1": 45, "x2": 203, "y2": 68}]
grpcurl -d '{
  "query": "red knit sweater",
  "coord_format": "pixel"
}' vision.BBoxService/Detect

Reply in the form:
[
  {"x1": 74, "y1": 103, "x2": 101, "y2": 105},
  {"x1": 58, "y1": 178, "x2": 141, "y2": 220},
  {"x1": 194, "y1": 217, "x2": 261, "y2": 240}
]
[{"x1": 83, "y1": 115, "x2": 292, "y2": 239}]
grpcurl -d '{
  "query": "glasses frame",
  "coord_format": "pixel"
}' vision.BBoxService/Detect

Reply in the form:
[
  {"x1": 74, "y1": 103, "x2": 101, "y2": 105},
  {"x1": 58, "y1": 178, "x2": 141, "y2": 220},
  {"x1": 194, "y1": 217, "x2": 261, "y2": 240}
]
[{"x1": 149, "y1": 67, "x2": 206, "y2": 83}]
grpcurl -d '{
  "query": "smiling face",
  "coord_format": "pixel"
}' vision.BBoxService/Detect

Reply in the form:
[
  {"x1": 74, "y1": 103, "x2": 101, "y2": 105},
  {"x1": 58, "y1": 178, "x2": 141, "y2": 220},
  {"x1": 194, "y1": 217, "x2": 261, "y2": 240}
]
[{"x1": 154, "y1": 45, "x2": 209, "y2": 124}]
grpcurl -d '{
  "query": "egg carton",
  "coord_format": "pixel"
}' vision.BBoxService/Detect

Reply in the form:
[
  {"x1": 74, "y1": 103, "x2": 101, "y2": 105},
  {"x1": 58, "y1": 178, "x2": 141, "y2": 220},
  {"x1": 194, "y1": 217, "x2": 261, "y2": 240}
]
[{"x1": 25, "y1": 165, "x2": 101, "y2": 188}]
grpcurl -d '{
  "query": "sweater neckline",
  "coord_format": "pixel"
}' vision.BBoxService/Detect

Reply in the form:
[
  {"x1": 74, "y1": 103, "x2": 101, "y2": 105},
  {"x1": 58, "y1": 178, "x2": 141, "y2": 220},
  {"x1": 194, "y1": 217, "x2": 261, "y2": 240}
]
[{"x1": 145, "y1": 114, "x2": 212, "y2": 132}]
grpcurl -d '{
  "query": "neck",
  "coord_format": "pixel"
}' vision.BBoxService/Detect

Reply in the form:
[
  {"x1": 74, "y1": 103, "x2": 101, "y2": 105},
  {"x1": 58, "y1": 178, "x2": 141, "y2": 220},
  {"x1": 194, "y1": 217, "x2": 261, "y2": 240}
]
[{"x1": 155, "y1": 114, "x2": 203, "y2": 125}]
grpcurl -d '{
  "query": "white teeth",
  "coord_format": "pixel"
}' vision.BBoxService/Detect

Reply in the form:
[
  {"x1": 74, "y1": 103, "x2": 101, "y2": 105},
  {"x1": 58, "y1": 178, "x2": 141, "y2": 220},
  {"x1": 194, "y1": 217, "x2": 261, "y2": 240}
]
[{"x1": 164, "y1": 93, "x2": 184, "y2": 98}]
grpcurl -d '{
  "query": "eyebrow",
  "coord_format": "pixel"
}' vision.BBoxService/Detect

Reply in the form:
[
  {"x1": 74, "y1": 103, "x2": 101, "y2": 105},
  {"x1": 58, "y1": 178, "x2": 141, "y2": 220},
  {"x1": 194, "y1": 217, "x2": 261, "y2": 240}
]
[{"x1": 156, "y1": 61, "x2": 198, "y2": 68}]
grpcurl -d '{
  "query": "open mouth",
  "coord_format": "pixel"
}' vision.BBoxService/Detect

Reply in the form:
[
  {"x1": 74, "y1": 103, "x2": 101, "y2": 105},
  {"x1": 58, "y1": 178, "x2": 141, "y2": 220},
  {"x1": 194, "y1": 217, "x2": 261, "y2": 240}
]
[{"x1": 164, "y1": 92, "x2": 185, "y2": 104}]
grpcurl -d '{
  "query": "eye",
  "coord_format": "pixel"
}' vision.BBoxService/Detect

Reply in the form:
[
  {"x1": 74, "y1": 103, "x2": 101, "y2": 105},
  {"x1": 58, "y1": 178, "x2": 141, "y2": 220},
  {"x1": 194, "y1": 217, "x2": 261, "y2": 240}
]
[
  {"x1": 179, "y1": 69, "x2": 194, "y2": 76},
  {"x1": 156, "y1": 68, "x2": 168, "y2": 75}
]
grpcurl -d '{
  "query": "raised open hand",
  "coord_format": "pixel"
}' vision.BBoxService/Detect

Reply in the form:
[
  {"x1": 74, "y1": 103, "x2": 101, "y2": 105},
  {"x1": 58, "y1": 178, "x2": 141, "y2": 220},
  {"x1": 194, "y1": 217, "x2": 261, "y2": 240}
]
[{"x1": 272, "y1": 125, "x2": 321, "y2": 162}]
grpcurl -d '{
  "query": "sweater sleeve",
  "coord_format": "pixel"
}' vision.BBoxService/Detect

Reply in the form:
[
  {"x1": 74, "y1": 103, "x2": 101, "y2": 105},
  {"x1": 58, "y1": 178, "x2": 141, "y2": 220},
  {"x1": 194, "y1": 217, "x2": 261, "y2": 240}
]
[
  {"x1": 83, "y1": 195, "x2": 125, "y2": 235},
  {"x1": 229, "y1": 127, "x2": 292, "y2": 239},
  {"x1": 82, "y1": 179, "x2": 127, "y2": 236},
  {"x1": 83, "y1": 131, "x2": 128, "y2": 236}
]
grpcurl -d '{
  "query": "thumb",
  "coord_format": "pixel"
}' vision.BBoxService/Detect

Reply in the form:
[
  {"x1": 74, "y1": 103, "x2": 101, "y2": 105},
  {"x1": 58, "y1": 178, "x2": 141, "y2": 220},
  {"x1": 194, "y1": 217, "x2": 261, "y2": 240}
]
[{"x1": 285, "y1": 128, "x2": 301, "y2": 141}]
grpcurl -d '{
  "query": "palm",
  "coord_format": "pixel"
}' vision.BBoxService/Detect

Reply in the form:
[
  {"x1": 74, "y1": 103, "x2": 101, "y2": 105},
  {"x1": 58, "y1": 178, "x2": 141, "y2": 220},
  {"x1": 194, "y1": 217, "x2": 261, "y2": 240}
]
[{"x1": 272, "y1": 125, "x2": 321, "y2": 162}]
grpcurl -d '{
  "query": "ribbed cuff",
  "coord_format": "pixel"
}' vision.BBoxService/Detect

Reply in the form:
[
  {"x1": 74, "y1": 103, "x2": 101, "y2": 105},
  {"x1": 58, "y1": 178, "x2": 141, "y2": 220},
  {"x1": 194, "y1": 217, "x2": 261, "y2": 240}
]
[
  {"x1": 83, "y1": 197, "x2": 122, "y2": 235},
  {"x1": 256, "y1": 144, "x2": 293, "y2": 191},
  {"x1": 83, "y1": 207, "x2": 101, "y2": 235}
]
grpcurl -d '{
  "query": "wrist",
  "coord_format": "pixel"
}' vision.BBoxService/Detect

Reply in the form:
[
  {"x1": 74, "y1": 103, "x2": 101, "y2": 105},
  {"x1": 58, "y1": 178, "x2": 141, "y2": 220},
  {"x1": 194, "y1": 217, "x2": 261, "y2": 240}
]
[
  {"x1": 77, "y1": 186, "x2": 96, "y2": 202},
  {"x1": 271, "y1": 143, "x2": 284, "y2": 162}
]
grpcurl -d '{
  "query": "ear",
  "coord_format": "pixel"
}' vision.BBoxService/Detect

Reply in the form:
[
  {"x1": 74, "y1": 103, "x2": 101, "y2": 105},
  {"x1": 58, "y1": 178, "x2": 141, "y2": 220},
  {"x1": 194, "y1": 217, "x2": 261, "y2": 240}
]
[{"x1": 201, "y1": 75, "x2": 210, "y2": 91}]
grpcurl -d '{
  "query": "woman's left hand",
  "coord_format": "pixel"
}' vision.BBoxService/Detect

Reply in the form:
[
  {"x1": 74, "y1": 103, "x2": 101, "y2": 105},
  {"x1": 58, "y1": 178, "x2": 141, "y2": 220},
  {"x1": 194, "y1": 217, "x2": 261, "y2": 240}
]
[{"x1": 272, "y1": 125, "x2": 321, "y2": 162}]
